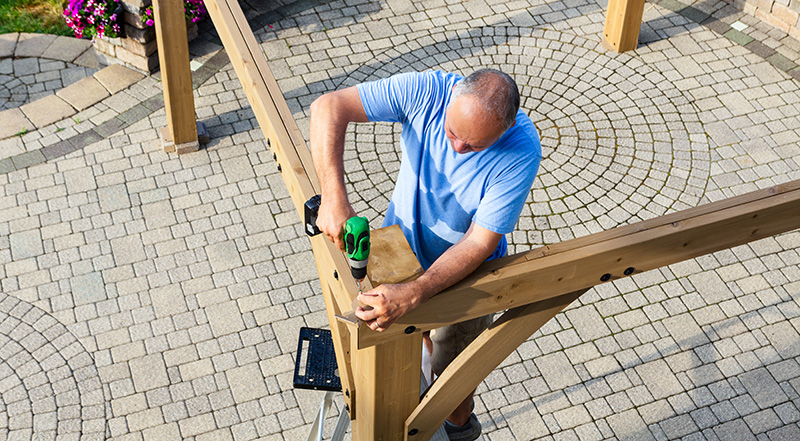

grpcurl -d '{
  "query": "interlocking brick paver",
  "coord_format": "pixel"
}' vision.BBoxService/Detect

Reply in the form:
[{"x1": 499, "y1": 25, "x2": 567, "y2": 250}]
[
  {"x1": 206, "y1": 300, "x2": 245, "y2": 337},
  {"x1": 93, "y1": 64, "x2": 145, "y2": 95},
  {"x1": 56, "y1": 76, "x2": 109, "y2": 112},
  {"x1": 664, "y1": 313, "x2": 712, "y2": 350},
  {"x1": 111, "y1": 235, "x2": 146, "y2": 266},
  {"x1": 0, "y1": 33, "x2": 18, "y2": 58},
  {"x1": 9, "y1": 229, "x2": 43, "y2": 260},
  {"x1": 739, "y1": 368, "x2": 788, "y2": 408},
  {"x1": 0, "y1": 108, "x2": 32, "y2": 140},
  {"x1": 42, "y1": 36, "x2": 91, "y2": 63},
  {"x1": 14, "y1": 33, "x2": 57, "y2": 58},
  {"x1": 150, "y1": 284, "x2": 188, "y2": 319},
  {"x1": 606, "y1": 409, "x2": 657, "y2": 441},
  {"x1": 536, "y1": 352, "x2": 582, "y2": 391},
  {"x1": 20, "y1": 93, "x2": 75, "y2": 128}
]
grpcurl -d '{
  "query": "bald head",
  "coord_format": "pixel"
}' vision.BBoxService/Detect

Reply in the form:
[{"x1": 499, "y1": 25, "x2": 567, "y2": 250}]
[{"x1": 451, "y1": 69, "x2": 520, "y2": 131}]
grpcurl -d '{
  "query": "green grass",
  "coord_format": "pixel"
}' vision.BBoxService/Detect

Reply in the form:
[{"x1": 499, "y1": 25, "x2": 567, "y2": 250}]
[{"x1": 0, "y1": 0, "x2": 73, "y2": 36}]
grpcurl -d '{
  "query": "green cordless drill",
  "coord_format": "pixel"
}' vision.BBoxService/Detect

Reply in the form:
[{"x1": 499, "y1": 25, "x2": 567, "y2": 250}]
[{"x1": 344, "y1": 216, "x2": 370, "y2": 292}]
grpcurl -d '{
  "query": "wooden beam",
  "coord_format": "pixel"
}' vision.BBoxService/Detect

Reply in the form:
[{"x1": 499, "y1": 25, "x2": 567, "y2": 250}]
[
  {"x1": 204, "y1": 0, "x2": 318, "y2": 216},
  {"x1": 357, "y1": 179, "x2": 800, "y2": 348},
  {"x1": 405, "y1": 289, "x2": 589, "y2": 441},
  {"x1": 152, "y1": 0, "x2": 198, "y2": 153},
  {"x1": 602, "y1": 0, "x2": 645, "y2": 53},
  {"x1": 204, "y1": 0, "x2": 361, "y2": 318}
]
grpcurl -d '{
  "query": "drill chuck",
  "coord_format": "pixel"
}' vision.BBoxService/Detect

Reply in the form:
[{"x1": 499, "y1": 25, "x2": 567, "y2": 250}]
[{"x1": 349, "y1": 257, "x2": 368, "y2": 280}]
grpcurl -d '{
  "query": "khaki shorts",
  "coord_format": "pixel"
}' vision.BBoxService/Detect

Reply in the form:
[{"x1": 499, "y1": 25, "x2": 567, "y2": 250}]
[{"x1": 430, "y1": 314, "x2": 493, "y2": 377}]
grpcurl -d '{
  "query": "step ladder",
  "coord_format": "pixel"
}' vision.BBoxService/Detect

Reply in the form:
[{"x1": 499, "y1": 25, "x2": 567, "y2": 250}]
[{"x1": 294, "y1": 327, "x2": 448, "y2": 441}]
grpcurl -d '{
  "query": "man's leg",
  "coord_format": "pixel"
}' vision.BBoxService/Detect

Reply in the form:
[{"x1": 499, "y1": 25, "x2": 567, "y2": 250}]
[{"x1": 430, "y1": 315, "x2": 493, "y2": 427}]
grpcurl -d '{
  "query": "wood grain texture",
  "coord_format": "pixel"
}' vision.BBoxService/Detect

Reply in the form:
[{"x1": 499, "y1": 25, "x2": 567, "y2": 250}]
[
  {"x1": 152, "y1": 0, "x2": 197, "y2": 146},
  {"x1": 603, "y1": 0, "x2": 646, "y2": 52}
]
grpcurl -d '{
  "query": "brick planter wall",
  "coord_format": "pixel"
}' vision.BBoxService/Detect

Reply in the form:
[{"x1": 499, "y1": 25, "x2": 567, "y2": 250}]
[
  {"x1": 730, "y1": 0, "x2": 800, "y2": 39},
  {"x1": 93, "y1": 0, "x2": 198, "y2": 74}
]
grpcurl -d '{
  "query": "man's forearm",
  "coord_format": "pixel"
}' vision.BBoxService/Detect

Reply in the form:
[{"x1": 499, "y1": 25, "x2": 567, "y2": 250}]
[{"x1": 408, "y1": 225, "x2": 501, "y2": 304}]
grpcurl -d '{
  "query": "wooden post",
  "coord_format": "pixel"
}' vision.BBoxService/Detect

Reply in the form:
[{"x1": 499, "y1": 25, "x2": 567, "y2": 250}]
[
  {"x1": 353, "y1": 335, "x2": 422, "y2": 441},
  {"x1": 152, "y1": 0, "x2": 199, "y2": 154},
  {"x1": 602, "y1": 0, "x2": 646, "y2": 53}
]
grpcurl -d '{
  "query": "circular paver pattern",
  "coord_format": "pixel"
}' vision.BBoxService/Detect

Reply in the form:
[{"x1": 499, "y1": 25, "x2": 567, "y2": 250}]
[
  {"x1": 0, "y1": 293, "x2": 106, "y2": 441},
  {"x1": 336, "y1": 27, "x2": 710, "y2": 251},
  {"x1": 0, "y1": 57, "x2": 97, "y2": 111}
]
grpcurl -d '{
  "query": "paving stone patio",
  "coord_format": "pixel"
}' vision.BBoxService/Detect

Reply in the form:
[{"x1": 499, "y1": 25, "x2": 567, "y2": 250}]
[{"x1": 1, "y1": 0, "x2": 800, "y2": 440}]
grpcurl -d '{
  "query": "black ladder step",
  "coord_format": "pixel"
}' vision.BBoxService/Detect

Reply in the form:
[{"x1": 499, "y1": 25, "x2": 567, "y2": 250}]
[{"x1": 293, "y1": 327, "x2": 341, "y2": 392}]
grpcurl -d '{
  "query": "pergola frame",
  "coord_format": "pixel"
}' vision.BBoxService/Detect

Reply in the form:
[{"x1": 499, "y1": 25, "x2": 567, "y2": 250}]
[{"x1": 150, "y1": 0, "x2": 800, "y2": 439}]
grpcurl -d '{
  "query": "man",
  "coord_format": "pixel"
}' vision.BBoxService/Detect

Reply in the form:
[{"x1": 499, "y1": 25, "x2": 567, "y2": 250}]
[{"x1": 310, "y1": 68, "x2": 541, "y2": 440}]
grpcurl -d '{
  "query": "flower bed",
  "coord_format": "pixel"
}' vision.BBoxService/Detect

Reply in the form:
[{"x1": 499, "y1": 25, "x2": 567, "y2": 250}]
[
  {"x1": 63, "y1": 0, "x2": 205, "y2": 74},
  {"x1": 63, "y1": 0, "x2": 124, "y2": 39}
]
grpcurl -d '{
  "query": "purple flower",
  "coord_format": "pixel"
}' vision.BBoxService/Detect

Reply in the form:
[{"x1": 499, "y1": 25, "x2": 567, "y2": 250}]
[{"x1": 146, "y1": 18, "x2": 154, "y2": 26}]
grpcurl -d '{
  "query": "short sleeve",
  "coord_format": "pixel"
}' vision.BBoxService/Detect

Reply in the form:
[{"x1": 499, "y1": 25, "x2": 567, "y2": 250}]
[
  {"x1": 474, "y1": 143, "x2": 541, "y2": 235},
  {"x1": 356, "y1": 72, "x2": 439, "y2": 124}
]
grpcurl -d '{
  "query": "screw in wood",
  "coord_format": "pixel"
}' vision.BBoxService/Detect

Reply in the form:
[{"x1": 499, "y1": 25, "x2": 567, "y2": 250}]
[
  {"x1": 624, "y1": 267, "x2": 635, "y2": 276},
  {"x1": 600, "y1": 273, "x2": 611, "y2": 282},
  {"x1": 405, "y1": 326, "x2": 416, "y2": 334},
  {"x1": 333, "y1": 270, "x2": 338, "y2": 280},
  {"x1": 408, "y1": 429, "x2": 418, "y2": 436}
]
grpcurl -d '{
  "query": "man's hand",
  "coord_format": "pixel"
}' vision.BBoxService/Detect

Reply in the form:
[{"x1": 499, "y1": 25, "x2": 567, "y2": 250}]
[
  {"x1": 355, "y1": 283, "x2": 423, "y2": 331},
  {"x1": 355, "y1": 223, "x2": 502, "y2": 331},
  {"x1": 316, "y1": 198, "x2": 356, "y2": 252}
]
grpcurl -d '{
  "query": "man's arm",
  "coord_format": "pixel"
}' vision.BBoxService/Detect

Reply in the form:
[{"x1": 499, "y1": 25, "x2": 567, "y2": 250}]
[
  {"x1": 356, "y1": 223, "x2": 502, "y2": 330},
  {"x1": 309, "y1": 87, "x2": 370, "y2": 251}
]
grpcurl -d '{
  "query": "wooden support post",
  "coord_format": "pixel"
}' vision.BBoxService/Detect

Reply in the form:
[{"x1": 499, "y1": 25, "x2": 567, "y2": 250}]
[
  {"x1": 152, "y1": 0, "x2": 199, "y2": 154},
  {"x1": 313, "y1": 236, "x2": 357, "y2": 416},
  {"x1": 353, "y1": 334, "x2": 422, "y2": 441},
  {"x1": 602, "y1": 0, "x2": 646, "y2": 53}
]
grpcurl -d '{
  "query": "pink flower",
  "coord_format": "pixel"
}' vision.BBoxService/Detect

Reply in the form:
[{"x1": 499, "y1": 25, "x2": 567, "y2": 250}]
[{"x1": 146, "y1": 19, "x2": 154, "y2": 26}]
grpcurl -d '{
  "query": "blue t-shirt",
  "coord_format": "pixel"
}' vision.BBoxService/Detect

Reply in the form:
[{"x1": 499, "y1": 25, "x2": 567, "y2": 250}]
[{"x1": 357, "y1": 71, "x2": 542, "y2": 269}]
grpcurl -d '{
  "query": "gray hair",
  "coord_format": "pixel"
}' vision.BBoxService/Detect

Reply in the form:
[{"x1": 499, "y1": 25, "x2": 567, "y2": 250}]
[{"x1": 451, "y1": 69, "x2": 520, "y2": 131}]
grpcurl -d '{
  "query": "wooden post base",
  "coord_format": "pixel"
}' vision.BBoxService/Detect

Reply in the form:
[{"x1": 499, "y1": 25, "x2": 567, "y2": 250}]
[{"x1": 161, "y1": 126, "x2": 200, "y2": 154}]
